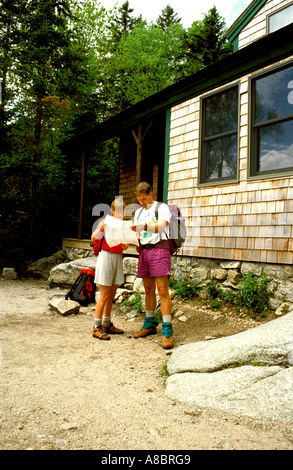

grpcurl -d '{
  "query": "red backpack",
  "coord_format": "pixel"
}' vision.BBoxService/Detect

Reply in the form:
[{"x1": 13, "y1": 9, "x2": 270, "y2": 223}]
[
  {"x1": 65, "y1": 269, "x2": 96, "y2": 306},
  {"x1": 92, "y1": 233, "x2": 104, "y2": 256}
]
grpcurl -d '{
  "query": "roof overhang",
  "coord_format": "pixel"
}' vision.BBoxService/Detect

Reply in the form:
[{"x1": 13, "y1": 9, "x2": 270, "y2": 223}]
[
  {"x1": 59, "y1": 22, "x2": 293, "y2": 155},
  {"x1": 224, "y1": 0, "x2": 268, "y2": 45}
]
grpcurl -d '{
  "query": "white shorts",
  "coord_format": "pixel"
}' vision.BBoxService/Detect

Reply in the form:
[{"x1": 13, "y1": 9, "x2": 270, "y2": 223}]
[{"x1": 94, "y1": 250, "x2": 124, "y2": 286}]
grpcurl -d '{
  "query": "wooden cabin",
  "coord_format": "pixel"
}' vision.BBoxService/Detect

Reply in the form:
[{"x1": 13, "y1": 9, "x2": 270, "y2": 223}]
[{"x1": 60, "y1": 0, "x2": 293, "y2": 266}]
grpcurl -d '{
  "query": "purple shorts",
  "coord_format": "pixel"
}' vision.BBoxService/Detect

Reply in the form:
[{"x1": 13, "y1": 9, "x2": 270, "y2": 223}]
[{"x1": 138, "y1": 247, "x2": 171, "y2": 278}]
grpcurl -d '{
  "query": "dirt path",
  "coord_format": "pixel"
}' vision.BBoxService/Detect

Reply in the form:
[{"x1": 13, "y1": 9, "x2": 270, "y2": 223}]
[{"x1": 0, "y1": 279, "x2": 292, "y2": 450}]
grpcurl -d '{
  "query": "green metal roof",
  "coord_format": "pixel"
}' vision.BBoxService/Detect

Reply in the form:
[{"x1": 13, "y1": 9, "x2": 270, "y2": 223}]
[{"x1": 59, "y1": 22, "x2": 293, "y2": 155}]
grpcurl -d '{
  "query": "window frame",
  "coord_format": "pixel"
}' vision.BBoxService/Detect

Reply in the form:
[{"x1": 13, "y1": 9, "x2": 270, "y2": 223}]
[
  {"x1": 267, "y1": 1, "x2": 293, "y2": 34},
  {"x1": 199, "y1": 83, "x2": 240, "y2": 186},
  {"x1": 249, "y1": 60, "x2": 293, "y2": 180}
]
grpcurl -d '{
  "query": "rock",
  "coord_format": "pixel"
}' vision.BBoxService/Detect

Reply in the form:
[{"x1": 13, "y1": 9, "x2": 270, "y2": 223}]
[
  {"x1": 220, "y1": 261, "x2": 241, "y2": 269},
  {"x1": 125, "y1": 274, "x2": 136, "y2": 284},
  {"x1": 211, "y1": 269, "x2": 228, "y2": 281},
  {"x1": 174, "y1": 310, "x2": 185, "y2": 318},
  {"x1": 275, "y1": 281, "x2": 293, "y2": 303},
  {"x1": 178, "y1": 315, "x2": 188, "y2": 322},
  {"x1": 275, "y1": 302, "x2": 293, "y2": 316},
  {"x1": 55, "y1": 439, "x2": 68, "y2": 447},
  {"x1": 165, "y1": 311, "x2": 293, "y2": 423},
  {"x1": 123, "y1": 257, "x2": 138, "y2": 275},
  {"x1": 27, "y1": 251, "x2": 66, "y2": 279},
  {"x1": 168, "y1": 312, "x2": 293, "y2": 374},
  {"x1": 49, "y1": 257, "x2": 97, "y2": 286},
  {"x1": 226, "y1": 270, "x2": 241, "y2": 285},
  {"x1": 49, "y1": 297, "x2": 80, "y2": 316},
  {"x1": 60, "y1": 422, "x2": 78, "y2": 431},
  {"x1": 2, "y1": 268, "x2": 17, "y2": 280},
  {"x1": 133, "y1": 277, "x2": 144, "y2": 292},
  {"x1": 126, "y1": 310, "x2": 138, "y2": 319},
  {"x1": 166, "y1": 366, "x2": 293, "y2": 424}
]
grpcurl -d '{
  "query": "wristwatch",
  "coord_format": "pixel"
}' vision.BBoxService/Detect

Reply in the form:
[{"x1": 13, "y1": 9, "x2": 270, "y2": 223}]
[{"x1": 144, "y1": 223, "x2": 148, "y2": 231}]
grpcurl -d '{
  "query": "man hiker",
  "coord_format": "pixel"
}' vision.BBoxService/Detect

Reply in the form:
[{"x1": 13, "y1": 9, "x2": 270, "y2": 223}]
[{"x1": 131, "y1": 182, "x2": 173, "y2": 350}]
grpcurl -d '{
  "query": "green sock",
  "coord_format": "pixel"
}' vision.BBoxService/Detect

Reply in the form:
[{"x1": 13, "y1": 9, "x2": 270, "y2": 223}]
[
  {"x1": 94, "y1": 318, "x2": 102, "y2": 328},
  {"x1": 143, "y1": 315, "x2": 159, "y2": 329},
  {"x1": 103, "y1": 317, "x2": 111, "y2": 326}
]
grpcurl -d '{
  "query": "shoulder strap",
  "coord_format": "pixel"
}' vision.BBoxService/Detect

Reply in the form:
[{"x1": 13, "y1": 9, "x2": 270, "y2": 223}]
[
  {"x1": 155, "y1": 202, "x2": 169, "y2": 241},
  {"x1": 155, "y1": 202, "x2": 162, "y2": 220}
]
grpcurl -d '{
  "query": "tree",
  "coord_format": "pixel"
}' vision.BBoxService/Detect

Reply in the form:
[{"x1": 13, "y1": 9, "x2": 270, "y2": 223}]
[
  {"x1": 0, "y1": 0, "x2": 27, "y2": 150},
  {"x1": 184, "y1": 6, "x2": 233, "y2": 74},
  {"x1": 108, "y1": 1, "x2": 145, "y2": 52},
  {"x1": 107, "y1": 23, "x2": 185, "y2": 106},
  {"x1": 0, "y1": 0, "x2": 100, "y2": 262},
  {"x1": 156, "y1": 4, "x2": 181, "y2": 30}
]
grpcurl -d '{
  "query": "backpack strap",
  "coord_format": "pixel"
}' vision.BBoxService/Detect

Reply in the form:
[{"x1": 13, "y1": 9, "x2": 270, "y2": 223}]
[{"x1": 155, "y1": 202, "x2": 169, "y2": 241}]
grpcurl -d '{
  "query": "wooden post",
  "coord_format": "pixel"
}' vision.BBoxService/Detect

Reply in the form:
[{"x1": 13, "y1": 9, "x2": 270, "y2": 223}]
[
  {"x1": 132, "y1": 120, "x2": 153, "y2": 186},
  {"x1": 77, "y1": 148, "x2": 86, "y2": 239},
  {"x1": 136, "y1": 123, "x2": 143, "y2": 186}
]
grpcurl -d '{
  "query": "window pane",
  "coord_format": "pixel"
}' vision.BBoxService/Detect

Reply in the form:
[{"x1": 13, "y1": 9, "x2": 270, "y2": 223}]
[
  {"x1": 254, "y1": 65, "x2": 293, "y2": 123},
  {"x1": 269, "y1": 4, "x2": 293, "y2": 33},
  {"x1": 206, "y1": 134, "x2": 238, "y2": 180},
  {"x1": 258, "y1": 120, "x2": 293, "y2": 172},
  {"x1": 205, "y1": 87, "x2": 238, "y2": 137}
]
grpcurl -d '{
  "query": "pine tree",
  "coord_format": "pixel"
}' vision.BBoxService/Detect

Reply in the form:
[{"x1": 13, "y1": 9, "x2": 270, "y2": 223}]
[
  {"x1": 156, "y1": 4, "x2": 181, "y2": 30},
  {"x1": 109, "y1": 0, "x2": 145, "y2": 51},
  {"x1": 185, "y1": 6, "x2": 233, "y2": 74}
]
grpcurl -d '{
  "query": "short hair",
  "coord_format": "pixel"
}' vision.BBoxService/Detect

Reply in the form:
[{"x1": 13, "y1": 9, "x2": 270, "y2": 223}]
[
  {"x1": 111, "y1": 198, "x2": 125, "y2": 213},
  {"x1": 135, "y1": 182, "x2": 152, "y2": 196}
]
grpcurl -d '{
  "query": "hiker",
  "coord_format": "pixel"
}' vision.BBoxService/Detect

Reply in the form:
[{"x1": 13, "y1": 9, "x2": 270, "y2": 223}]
[
  {"x1": 131, "y1": 182, "x2": 173, "y2": 349},
  {"x1": 91, "y1": 199, "x2": 128, "y2": 340}
]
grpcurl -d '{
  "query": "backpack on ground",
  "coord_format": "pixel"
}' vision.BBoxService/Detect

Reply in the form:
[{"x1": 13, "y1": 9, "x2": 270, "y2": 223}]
[
  {"x1": 155, "y1": 203, "x2": 186, "y2": 254},
  {"x1": 65, "y1": 269, "x2": 96, "y2": 306}
]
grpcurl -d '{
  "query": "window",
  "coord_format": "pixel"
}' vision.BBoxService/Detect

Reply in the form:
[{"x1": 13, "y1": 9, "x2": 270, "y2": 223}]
[
  {"x1": 200, "y1": 86, "x2": 239, "y2": 184},
  {"x1": 268, "y1": 3, "x2": 293, "y2": 33},
  {"x1": 250, "y1": 63, "x2": 293, "y2": 177}
]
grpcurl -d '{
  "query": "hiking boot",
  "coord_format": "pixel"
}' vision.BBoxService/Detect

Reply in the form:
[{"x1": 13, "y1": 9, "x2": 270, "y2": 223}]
[
  {"x1": 162, "y1": 335, "x2": 173, "y2": 350},
  {"x1": 103, "y1": 322, "x2": 124, "y2": 334},
  {"x1": 133, "y1": 327, "x2": 157, "y2": 338},
  {"x1": 92, "y1": 325, "x2": 110, "y2": 340}
]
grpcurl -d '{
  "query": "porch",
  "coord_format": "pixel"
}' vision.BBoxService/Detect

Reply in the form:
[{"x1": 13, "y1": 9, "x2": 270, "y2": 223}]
[{"x1": 62, "y1": 238, "x2": 138, "y2": 256}]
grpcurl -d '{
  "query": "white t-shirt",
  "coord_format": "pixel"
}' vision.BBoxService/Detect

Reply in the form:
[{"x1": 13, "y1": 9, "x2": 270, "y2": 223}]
[{"x1": 134, "y1": 201, "x2": 170, "y2": 245}]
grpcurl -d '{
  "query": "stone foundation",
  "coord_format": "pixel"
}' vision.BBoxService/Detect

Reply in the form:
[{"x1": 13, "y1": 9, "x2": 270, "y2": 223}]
[
  {"x1": 171, "y1": 256, "x2": 293, "y2": 310},
  {"x1": 44, "y1": 247, "x2": 293, "y2": 311}
]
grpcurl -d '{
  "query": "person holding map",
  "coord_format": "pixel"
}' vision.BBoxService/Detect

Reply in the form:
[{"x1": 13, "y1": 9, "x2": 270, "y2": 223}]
[
  {"x1": 131, "y1": 182, "x2": 173, "y2": 350},
  {"x1": 91, "y1": 199, "x2": 128, "y2": 340}
]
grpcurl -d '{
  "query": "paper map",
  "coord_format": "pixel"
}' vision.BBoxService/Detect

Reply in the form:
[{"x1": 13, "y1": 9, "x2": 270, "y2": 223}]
[{"x1": 104, "y1": 215, "x2": 139, "y2": 247}]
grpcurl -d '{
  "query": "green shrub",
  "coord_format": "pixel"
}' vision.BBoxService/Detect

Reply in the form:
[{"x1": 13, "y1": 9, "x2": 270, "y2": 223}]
[
  {"x1": 122, "y1": 290, "x2": 145, "y2": 312},
  {"x1": 206, "y1": 280, "x2": 222, "y2": 300},
  {"x1": 234, "y1": 271, "x2": 271, "y2": 314},
  {"x1": 169, "y1": 275, "x2": 203, "y2": 300}
]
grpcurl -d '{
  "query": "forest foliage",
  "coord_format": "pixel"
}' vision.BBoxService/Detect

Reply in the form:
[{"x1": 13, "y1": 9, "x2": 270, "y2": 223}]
[{"x1": 0, "y1": 0, "x2": 233, "y2": 268}]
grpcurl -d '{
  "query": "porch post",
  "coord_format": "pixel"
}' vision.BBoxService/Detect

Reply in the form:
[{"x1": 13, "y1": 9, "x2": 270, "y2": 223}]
[
  {"x1": 132, "y1": 120, "x2": 153, "y2": 186},
  {"x1": 163, "y1": 109, "x2": 171, "y2": 203},
  {"x1": 77, "y1": 147, "x2": 86, "y2": 239}
]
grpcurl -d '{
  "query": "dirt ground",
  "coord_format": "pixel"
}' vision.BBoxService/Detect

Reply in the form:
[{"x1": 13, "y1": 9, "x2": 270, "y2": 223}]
[{"x1": 1, "y1": 278, "x2": 293, "y2": 451}]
